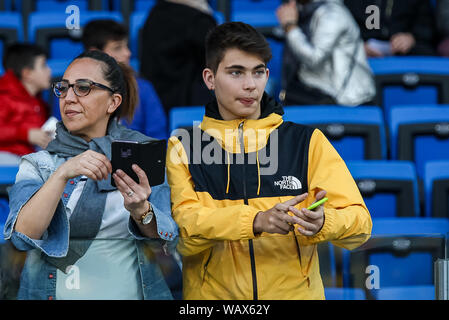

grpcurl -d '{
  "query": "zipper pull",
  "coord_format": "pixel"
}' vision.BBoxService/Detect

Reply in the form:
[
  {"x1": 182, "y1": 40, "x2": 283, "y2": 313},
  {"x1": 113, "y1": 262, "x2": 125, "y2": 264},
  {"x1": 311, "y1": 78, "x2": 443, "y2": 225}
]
[{"x1": 238, "y1": 121, "x2": 245, "y2": 153}]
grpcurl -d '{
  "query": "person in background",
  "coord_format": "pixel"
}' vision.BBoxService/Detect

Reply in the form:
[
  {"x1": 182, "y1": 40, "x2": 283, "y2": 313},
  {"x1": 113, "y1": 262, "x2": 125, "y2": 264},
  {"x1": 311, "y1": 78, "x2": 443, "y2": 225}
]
[
  {"x1": 0, "y1": 44, "x2": 52, "y2": 165},
  {"x1": 82, "y1": 19, "x2": 168, "y2": 140},
  {"x1": 276, "y1": 0, "x2": 375, "y2": 106},
  {"x1": 344, "y1": 0, "x2": 437, "y2": 57},
  {"x1": 140, "y1": 0, "x2": 217, "y2": 116}
]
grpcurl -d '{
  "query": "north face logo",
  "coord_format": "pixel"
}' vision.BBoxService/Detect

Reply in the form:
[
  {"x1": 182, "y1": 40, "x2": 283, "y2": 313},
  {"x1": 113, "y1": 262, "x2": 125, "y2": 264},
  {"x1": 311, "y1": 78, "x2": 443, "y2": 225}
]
[{"x1": 274, "y1": 176, "x2": 302, "y2": 190}]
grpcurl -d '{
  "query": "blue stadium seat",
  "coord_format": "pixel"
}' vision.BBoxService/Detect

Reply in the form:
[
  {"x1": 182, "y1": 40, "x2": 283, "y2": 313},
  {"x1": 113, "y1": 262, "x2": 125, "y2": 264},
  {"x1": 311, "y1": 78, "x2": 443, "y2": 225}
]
[
  {"x1": 369, "y1": 57, "x2": 449, "y2": 118},
  {"x1": 135, "y1": 0, "x2": 156, "y2": 12},
  {"x1": 129, "y1": 11, "x2": 149, "y2": 62},
  {"x1": 0, "y1": 165, "x2": 18, "y2": 225},
  {"x1": 324, "y1": 287, "x2": 366, "y2": 300},
  {"x1": 374, "y1": 285, "x2": 435, "y2": 300},
  {"x1": 424, "y1": 161, "x2": 449, "y2": 218},
  {"x1": 0, "y1": 13, "x2": 24, "y2": 71},
  {"x1": 231, "y1": 0, "x2": 282, "y2": 13},
  {"x1": 346, "y1": 160, "x2": 420, "y2": 217},
  {"x1": 28, "y1": 11, "x2": 123, "y2": 60},
  {"x1": 388, "y1": 105, "x2": 449, "y2": 178},
  {"x1": 35, "y1": 0, "x2": 89, "y2": 11},
  {"x1": 372, "y1": 217, "x2": 449, "y2": 235},
  {"x1": 169, "y1": 106, "x2": 205, "y2": 135},
  {"x1": 283, "y1": 105, "x2": 387, "y2": 160},
  {"x1": 14, "y1": 0, "x2": 107, "y2": 12},
  {"x1": 348, "y1": 218, "x2": 449, "y2": 299}
]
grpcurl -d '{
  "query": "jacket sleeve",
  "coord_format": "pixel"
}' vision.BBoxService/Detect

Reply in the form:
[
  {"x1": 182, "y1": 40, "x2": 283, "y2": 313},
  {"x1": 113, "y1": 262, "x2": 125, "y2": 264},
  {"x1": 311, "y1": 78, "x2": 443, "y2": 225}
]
[
  {"x1": 166, "y1": 136, "x2": 260, "y2": 256},
  {"x1": 296, "y1": 129, "x2": 372, "y2": 250},
  {"x1": 3, "y1": 155, "x2": 70, "y2": 257},
  {"x1": 286, "y1": 4, "x2": 350, "y2": 68}
]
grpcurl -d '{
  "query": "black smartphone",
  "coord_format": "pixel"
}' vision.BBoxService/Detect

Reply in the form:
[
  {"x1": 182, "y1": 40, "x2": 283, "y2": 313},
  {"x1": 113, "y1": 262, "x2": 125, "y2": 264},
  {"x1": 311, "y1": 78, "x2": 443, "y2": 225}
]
[{"x1": 111, "y1": 139, "x2": 167, "y2": 187}]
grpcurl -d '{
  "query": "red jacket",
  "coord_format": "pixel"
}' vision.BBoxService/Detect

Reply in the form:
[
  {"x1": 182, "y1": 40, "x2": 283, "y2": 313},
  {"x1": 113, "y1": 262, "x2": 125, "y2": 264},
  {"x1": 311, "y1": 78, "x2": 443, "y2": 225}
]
[{"x1": 0, "y1": 71, "x2": 49, "y2": 156}]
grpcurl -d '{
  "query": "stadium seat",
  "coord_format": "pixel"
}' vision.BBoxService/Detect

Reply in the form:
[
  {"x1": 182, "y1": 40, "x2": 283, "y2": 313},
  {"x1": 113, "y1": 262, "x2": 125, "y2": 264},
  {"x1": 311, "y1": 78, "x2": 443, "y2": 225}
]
[
  {"x1": 346, "y1": 160, "x2": 420, "y2": 217},
  {"x1": 348, "y1": 218, "x2": 449, "y2": 299},
  {"x1": 374, "y1": 285, "x2": 435, "y2": 300},
  {"x1": 16, "y1": 0, "x2": 105, "y2": 12},
  {"x1": 324, "y1": 287, "x2": 366, "y2": 300},
  {"x1": 369, "y1": 56, "x2": 449, "y2": 118},
  {"x1": 28, "y1": 11, "x2": 123, "y2": 60},
  {"x1": 388, "y1": 105, "x2": 449, "y2": 178},
  {"x1": 231, "y1": 0, "x2": 282, "y2": 14},
  {"x1": 283, "y1": 105, "x2": 387, "y2": 160},
  {"x1": 0, "y1": 13, "x2": 24, "y2": 69},
  {"x1": 169, "y1": 106, "x2": 205, "y2": 135},
  {"x1": 424, "y1": 161, "x2": 449, "y2": 218},
  {"x1": 35, "y1": 0, "x2": 89, "y2": 11},
  {"x1": 0, "y1": 166, "x2": 18, "y2": 225}
]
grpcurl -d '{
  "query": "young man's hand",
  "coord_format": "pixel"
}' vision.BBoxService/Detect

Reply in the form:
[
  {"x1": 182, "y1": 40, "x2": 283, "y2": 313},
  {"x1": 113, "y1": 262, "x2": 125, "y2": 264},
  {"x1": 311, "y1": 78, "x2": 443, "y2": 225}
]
[
  {"x1": 288, "y1": 190, "x2": 327, "y2": 236},
  {"x1": 253, "y1": 193, "x2": 308, "y2": 235},
  {"x1": 253, "y1": 190, "x2": 327, "y2": 236}
]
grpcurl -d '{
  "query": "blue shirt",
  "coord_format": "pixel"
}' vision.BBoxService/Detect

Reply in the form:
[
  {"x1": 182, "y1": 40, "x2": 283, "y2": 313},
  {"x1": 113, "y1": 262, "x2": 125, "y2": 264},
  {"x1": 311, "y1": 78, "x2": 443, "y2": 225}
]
[{"x1": 121, "y1": 78, "x2": 168, "y2": 140}]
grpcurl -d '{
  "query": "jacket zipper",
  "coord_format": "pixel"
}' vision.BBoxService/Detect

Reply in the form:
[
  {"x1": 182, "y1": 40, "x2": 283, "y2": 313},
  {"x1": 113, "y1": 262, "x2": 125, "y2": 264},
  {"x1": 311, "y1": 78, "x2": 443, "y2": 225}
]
[{"x1": 239, "y1": 121, "x2": 258, "y2": 300}]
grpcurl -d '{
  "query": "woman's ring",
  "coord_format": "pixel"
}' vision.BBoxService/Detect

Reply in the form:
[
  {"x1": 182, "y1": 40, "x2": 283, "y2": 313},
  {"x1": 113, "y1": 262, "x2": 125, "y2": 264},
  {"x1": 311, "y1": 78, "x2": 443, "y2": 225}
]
[{"x1": 127, "y1": 190, "x2": 134, "y2": 197}]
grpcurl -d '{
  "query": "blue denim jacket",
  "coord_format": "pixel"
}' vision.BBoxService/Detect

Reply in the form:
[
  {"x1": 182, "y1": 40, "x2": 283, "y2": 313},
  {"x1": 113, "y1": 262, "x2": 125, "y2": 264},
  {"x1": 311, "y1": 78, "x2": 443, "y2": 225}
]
[{"x1": 3, "y1": 151, "x2": 179, "y2": 300}]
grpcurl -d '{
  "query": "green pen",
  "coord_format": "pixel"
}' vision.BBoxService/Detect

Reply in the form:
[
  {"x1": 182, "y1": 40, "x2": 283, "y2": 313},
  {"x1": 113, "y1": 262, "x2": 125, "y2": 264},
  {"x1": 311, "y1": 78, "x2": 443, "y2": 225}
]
[{"x1": 307, "y1": 197, "x2": 328, "y2": 210}]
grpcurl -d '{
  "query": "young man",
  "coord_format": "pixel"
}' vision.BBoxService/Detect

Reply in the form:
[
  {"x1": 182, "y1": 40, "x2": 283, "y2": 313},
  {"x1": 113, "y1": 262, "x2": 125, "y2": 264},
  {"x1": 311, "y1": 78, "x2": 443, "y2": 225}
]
[
  {"x1": 166, "y1": 22, "x2": 372, "y2": 300},
  {"x1": 81, "y1": 19, "x2": 168, "y2": 140},
  {"x1": 0, "y1": 44, "x2": 52, "y2": 164}
]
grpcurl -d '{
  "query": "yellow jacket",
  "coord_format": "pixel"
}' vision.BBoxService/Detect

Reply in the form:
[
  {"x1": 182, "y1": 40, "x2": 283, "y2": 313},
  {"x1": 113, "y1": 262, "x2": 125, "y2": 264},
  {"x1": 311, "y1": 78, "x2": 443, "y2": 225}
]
[{"x1": 166, "y1": 96, "x2": 372, "y2": 300}]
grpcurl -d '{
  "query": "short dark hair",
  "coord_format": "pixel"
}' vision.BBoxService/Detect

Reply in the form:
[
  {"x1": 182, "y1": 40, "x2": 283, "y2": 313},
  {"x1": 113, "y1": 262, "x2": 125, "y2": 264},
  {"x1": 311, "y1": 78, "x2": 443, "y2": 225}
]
[
  {"x1": 81, "y1": 19, "x2": 128, "y2": 50},
  {"x1": 3, "y1": 43, "x2": 47, "y2": 80},
  {"x1": 205, "y1": 22, "x2": 272, "y2": 73}
]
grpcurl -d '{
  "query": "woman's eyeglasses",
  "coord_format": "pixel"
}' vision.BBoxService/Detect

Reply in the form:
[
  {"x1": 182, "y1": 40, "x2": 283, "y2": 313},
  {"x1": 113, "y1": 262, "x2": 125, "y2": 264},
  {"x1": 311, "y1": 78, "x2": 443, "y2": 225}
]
[{"x1": 52, "y1": 79, "x2": 115, "y2": 98}]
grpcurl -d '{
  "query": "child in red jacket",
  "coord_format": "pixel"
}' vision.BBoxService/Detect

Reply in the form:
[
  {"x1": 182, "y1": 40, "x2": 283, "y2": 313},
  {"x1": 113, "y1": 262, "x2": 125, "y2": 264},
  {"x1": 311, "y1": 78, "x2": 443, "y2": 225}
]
[{"x1": 0, "y1": 44, "x2": 52, "y2": 163}]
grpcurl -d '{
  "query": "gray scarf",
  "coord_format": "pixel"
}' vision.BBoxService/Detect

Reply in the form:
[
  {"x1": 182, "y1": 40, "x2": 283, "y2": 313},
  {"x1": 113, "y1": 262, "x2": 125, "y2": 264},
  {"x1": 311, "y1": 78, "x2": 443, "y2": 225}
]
[{"x1": 45, "y1": 120, "x2": 153, "y2": 271}]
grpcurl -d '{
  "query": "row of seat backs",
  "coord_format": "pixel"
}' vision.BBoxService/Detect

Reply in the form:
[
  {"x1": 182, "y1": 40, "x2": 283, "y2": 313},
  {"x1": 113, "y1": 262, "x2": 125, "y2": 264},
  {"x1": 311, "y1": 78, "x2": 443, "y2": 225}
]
[
  {"x1": 0, "y1": 159, "x2": 446, "y2": 218},
  {"x1": 319, "y1": 217, "x2": 449, "y2": 300}
]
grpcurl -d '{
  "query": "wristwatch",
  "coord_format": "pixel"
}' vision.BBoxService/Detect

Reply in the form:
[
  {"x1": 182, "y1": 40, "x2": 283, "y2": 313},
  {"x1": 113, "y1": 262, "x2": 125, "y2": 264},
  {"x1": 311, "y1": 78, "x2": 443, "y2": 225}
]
[{"x1": 140, "y1": 202, "x2": 154, "y2": 225}]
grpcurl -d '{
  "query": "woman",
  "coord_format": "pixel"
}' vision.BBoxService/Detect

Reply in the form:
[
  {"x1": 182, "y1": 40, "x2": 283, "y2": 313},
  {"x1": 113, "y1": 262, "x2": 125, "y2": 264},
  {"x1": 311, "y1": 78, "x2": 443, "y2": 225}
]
[{"x1": 3, "y1": 50, "x2": 178, "y2": 300}]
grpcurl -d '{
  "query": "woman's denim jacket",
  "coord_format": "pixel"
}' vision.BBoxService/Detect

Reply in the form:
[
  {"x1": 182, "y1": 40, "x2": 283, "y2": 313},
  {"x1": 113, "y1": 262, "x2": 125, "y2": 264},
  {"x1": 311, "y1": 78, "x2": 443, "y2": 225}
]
[{"x1": 3, "y1": 151, "x2": 179, "y2": 300}]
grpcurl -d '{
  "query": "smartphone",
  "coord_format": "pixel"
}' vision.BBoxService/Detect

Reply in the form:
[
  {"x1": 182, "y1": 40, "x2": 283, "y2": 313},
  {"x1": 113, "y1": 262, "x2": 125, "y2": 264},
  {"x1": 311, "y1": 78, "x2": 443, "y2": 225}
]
[
  {"x1": 307, "y1": 197, "x2": 328, "y2": 211},
  {"x1": 111, "y1": 139, "x2": 166, "y2": 187}
]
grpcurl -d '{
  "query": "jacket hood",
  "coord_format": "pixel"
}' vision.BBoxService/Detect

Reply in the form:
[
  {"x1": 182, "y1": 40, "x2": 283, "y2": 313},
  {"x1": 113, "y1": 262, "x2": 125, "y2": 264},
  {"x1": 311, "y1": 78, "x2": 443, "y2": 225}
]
[
  {"x1": 201, "y1": 92, "x2": 284, "y2": 154},
  {"x1": 200, "y1": 93, "x2": 284, "y2": 197}
]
